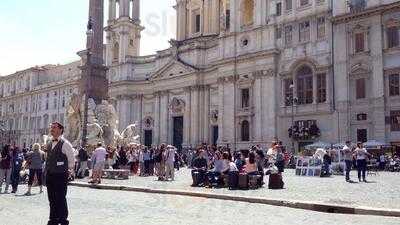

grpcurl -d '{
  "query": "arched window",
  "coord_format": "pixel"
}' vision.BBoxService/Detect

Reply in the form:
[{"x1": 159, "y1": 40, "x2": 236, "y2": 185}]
[
  {"x1": 242, "y1": 0, "x2": 254, "y2": 26},
  {"x1": 296, "y1": 65, "x2": 313, "y2": 104},
  {"x1": 241, "y1": 120, "x2": 250, "y2": 142},
  {"x1": 113, "y1": 42, "x2": 119, "y2": 61}
]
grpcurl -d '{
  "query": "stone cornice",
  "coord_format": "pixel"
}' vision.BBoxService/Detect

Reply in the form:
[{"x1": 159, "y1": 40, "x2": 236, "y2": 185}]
[{"x1": 332, "y1": 2, "x2": 400, "y2": 25}]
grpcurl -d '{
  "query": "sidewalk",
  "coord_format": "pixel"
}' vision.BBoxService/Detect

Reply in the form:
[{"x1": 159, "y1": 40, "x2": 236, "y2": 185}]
[{"x1": 72, "y1": 168, "x2": 400, "y2": 216}]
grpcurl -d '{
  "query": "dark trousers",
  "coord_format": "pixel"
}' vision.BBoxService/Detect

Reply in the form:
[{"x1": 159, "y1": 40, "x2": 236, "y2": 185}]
[
  {"x1": 345, "y1": 160, "x2": 352, "y2": 181},
  {"x1": 28, "y1": 169, "x2": 43, "y2": 186},
  {"x1": 357, "y1": 159, "x2": 367, "y2": 181},
  {"x1": 46, "y1": 173, "x2": 69, "y2": 225},
  {"x1": 144, "y1": 160, "x2": 150, "y2": 174},
  {"x1": 11, "y1": 167, "x2": 21, "y2": 191}
]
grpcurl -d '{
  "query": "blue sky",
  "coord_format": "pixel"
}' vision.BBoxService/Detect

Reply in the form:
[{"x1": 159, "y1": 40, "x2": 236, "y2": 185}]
[{"x1": 0, "y1": 0, "x2": 176, "y2": 75}]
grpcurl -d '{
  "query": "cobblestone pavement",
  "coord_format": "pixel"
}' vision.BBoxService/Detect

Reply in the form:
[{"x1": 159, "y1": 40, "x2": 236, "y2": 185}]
[
  {"x1": 78, "y1": 168, "x2": 400, "y2": 209},
  {"x1": 1, "y1": 186, "x2": 399, "y2": 225}
]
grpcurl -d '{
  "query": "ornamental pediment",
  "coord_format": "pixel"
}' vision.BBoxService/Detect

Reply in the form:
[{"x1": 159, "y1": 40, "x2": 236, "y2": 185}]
[{"x1": 149, "y1": 60, "x2": 197, "y2": 81}]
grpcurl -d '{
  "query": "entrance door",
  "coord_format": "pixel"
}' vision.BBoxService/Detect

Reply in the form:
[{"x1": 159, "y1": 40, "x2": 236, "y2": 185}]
[
  {"x1": 144, "y1": 130, "x2": 153, "y2": 147},
  {"x1": 357, "y1": 129, "x2": 368, "y2": 143},
  {"x1": 173, "y1": 117, "x2": 183, "y2": 151},
  {"x1": 212, "y1": 126, "x2": 219, "y2": 145}
]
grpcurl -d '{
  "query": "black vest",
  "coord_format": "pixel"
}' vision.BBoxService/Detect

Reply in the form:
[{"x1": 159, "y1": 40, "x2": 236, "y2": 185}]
[{"x1": 46, "y1": 140, "x2": 68, "y2": 174}]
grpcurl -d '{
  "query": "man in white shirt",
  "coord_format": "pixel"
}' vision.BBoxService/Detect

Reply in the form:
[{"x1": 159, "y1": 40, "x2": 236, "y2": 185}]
[
  {"x1": 45, "y1": 122, "x2": 75, "y2": 225},
  {"x1": 89, "y1": 142, "x2": 107, "y2": 184},
  {"x1": 165, "y1": 145, "x2": 175, "y2": 181},
  {"x1": 354, "y1": 142, "x2": 371, "y2": 182},
  {"x1": 343, "y1": 141, "x2": 353, "y2": 182}
]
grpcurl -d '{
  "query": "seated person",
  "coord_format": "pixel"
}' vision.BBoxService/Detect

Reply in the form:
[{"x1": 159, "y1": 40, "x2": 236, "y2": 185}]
[
  {"x1": 245, "y1": 152, "x2": 263, "y2": 186},
  {"x1": 234, "y1": 153, "x2": 245, "y2": 172},
  {"x1": 191, "y1": 150, "x2": 208, "y2": 186},
  {"x1": 207, "y1": 151, "x2": 229, "y2": 185},
  {"x1": 244, "y1": 152, "x2": 258, "y2": 174}
]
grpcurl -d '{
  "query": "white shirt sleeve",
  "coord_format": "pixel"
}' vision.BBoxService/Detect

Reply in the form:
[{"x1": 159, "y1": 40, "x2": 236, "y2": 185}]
[{"x1": 62, "y1": 139, "x2": 76, "y2": 170}]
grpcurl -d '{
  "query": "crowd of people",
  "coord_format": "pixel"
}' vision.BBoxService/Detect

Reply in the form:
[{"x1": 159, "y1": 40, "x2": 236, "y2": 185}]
[
  {"x1": 189, "y1": 142, "x2": 287, "y2": 189},
  {"x1": 75, "y1": 142, "x2": 181, "y2": 184}
]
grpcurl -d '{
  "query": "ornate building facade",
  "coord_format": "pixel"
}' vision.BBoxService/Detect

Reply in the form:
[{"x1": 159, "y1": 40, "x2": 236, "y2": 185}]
[{"x1": 1, "y1": 0, "x2": 400, "y2": 152}]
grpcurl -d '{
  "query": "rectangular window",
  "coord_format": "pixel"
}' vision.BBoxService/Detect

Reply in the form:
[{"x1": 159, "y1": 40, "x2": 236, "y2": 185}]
[
  {"x1": 317, "y1": 73, "x2": 326, "y2": 103},
  {"x1": 284, "y1": 78, "x2": 293, "y2": 106},
  {"x1": 285, "y1": 0, "x2": 292, "y2": 10},
  {"x1": 300, "y1": 0, "x2": 309, "y2": 7},
  {"x1": 276, "y1": 2, "x2": 282, "y2": 16},
  {"x1": 195, "y1": 14, "x2": 201, "y2": 33},
  {"x1": 387, "y1": 26, "x2": 399, "y2": 48},
  {"x1": 299, "y1": 21, "x2": 310, "y2": 43},
  {"x1": 226, "y1": 10, "x2": 230, "y2": 30},
  {"x1": 317, "y1": 17, "x2": 326, "y2": 39},
  {"x1": 389, "y1": 74, "x2": 400, "y2": 96},
  {"x1": 355, "y1": 33, "x2": 365, "y2": 53},
  {"x1": 298, "y1": 76, "x2": 313, "y2": 104},
  {"x1": 356, "y1": 78, "x2": 366, "y2": 99},
  {"x1": 391, "y1": 110, "x2": 400, "y2": 131},
  {"x1": 241, "y1": 88, "x2": 250, "y2": 108},
  {"x1": 285, "y1": 25, "x2": 293, "y2": 46}
]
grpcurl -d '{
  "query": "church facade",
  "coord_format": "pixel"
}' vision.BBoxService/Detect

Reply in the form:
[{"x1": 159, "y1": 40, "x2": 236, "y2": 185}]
[{"x1": 1, "y1": 0, "x2": 400, "y2": 152}]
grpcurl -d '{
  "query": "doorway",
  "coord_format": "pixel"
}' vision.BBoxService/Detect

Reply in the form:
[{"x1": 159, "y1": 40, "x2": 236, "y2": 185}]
[
  {"x1": 173, "y1": 116, "x2": 183, "y2": 151},
  {"x1": 212, "y1": 126, "x2": 219, "y2": 145},
  {"x1": 144, "y1": 130, "x2": 153, "y2": 147},
  {"x1": 357, "y1": 129, "x2": 368, "y2": 143}
]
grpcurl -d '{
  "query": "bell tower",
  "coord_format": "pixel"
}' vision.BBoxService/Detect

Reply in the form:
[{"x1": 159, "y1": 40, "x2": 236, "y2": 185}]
[{"x1": 105, "y1": 0, "x2": 143, "y2": 65}]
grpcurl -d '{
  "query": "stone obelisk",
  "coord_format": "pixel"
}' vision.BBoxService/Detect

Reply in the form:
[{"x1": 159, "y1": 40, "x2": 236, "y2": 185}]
[{"x1": 78, "y1": 0, "x2": 108, "y2": 146}]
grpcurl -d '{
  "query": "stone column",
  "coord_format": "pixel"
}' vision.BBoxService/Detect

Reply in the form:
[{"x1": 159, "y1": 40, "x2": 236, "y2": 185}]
[
  {"x1": 254, "y1": 0, "x2": 265, "y2": 27},
  {"x1": 153, "y1": 92, "x2": 160, "y2": 145},
  {"x1": 118, "y1": 31, "x2": 128, "y2": 63},
  {"x1": 217, "y1": 79, "x2": 224, "y2": 144},
  {"x1": 230, "y1": 0, "x2": 239, "y2": 32},
  {"x1": 203, "y1": 85, "x2": 211, "y2": 143},
  {"x1": 204, "y1": 0, "x2": 209, "y2": 34},
  {"x1": 183, "y1": 87, "x2": 191, "y2": 146},
  {"x1": 108, "y1": 0, "x2": 116, "y2": 21},
  {"x1": 132, "y1": 0, "x2": 140, "y2": 21},
  {"x1": 253, "y1": 75, "x2": 262, "y2": 141},
  {"x1": 190, "y1": 86, "x2": 200, "y2": 146},
  {"x1": 119, "y1": 0, "x2": 130, "y2": 18},
  {"x1": 105, "y1": 33, "x2": 113, "y2": 66},
  {"x1": 159, "y1": 91, "x2": 169, "y2": 144},
  {"x1": 211, "y1": 0, "x2": 220, "y2": 34},
  {"x1": 176, "y1": 0, "x2": 187, "y2": 41},
  {"x1": 313, "y1": 74, "x2": 317, "y2": 104},
  {"x1": 261, "y1": 71, "x2": 277, "y2": 142}
]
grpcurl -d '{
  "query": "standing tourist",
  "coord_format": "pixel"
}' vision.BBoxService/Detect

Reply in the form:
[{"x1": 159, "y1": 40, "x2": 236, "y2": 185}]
[
  {"x1": 76, "y1": 146, "x2": 89, "y2": 178},
  {"x1": 10, "y1": 146, "x2": 24, "y2": 193},
  {"x1": 0, "y1": 145, "x2": 12, "y2": 193},
  {"x1": 89, "y1": 142, "x2": 107, "y2": 184},
  {"x1": 158, "y1": 144, "x2": 166, "y2": 181},
  {"x1": 165, "y1": 145, "x2": 175, "y2": 181},
  {"x1": 343, "y1": 141, "x2": 353, "y2": 182},
  {"x1": 25, "y1": 143, "x2": 45, "y2": 195},
  {"x1": 354, "y1": 142, "x2": 371, "y2": 182},
  {"x1": 45, "y1": 122, "x2": 75, "y2": 225}
]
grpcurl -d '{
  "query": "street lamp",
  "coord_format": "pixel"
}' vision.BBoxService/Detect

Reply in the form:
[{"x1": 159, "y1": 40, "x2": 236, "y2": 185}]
[{"x1": 286, "y1": 84, "x2": 298, "y2": 154}]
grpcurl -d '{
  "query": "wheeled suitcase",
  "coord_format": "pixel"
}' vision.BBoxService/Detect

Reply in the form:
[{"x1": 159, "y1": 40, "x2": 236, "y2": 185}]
[
  {"x1": 228, "y1": 171, "x2": 239, "y2": 190},
  {"x1": 192, "y1": 171, "x2": 204, "y2": 187},
  {"x1": 268, "y1": 173, "x2": 284, "y2": 189},
  {"x1": 238, "y1": 173, "x2": 249, "y2": 190}
]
